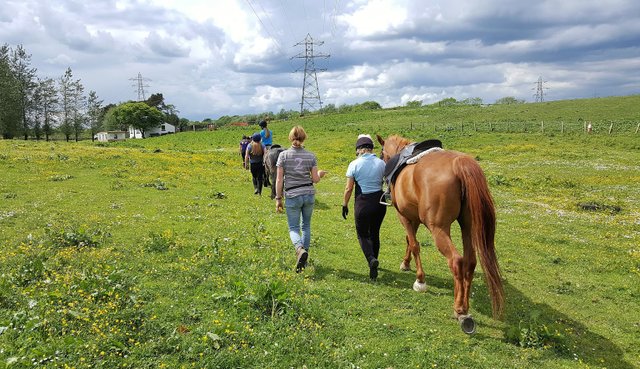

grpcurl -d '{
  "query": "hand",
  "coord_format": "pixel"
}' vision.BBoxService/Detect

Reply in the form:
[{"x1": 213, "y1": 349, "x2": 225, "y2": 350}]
[
  {"x1": 341, "y1": 205, "x2": 349, "y2": 219},
  {"x1": 318, "y1": 170, "x2": 327, "y2": 178},
  {"x1": 276, "y1": 199, "x2": 284, "y2": 213}
]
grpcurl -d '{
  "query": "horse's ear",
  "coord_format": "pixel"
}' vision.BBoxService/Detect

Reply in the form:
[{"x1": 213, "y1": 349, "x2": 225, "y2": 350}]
[{"x1": 376, "y1": 134, "x2": 385, "y2": 146}]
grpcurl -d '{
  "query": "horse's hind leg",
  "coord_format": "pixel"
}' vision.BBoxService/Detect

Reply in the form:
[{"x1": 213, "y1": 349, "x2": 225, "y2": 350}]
[
  {"x1": 459, "y1": 222, "x2": 477, "y2": 316},
  {"x1": 431, "y1": 225, "x2": 466, "y2": 316},
  {"x1": 398, "y1": 216, "x2": 425, "y2": 291},
  {"x1": 400, "y1": 235, "x2": 411, "y2": 271}
]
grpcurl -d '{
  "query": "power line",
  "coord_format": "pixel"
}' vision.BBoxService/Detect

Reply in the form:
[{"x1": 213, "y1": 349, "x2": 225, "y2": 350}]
[
  {"x1": 245, "y1": 0, "x2": 283, "y2": 51},
  {"x1": 291, "y1": 34, "x2": 330, "y2": 115},
  {"x1": 255, "y1": 0, "x2": 282, "y2": 47}
]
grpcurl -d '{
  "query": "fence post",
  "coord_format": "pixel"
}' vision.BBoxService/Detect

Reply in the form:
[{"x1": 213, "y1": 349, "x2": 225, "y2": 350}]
[
  {"x1": 461, "y1": 122, "x2": 464, "y2": 133},
  {"x1": 489, "y1": 122, "x2": 493, "y2": 131},
  {"x1": 636, "y1": 123, "x2": 639, "y2": 134},
  {"x1": 474, "y1": 122, "x2": 477, "y2": 132},
  {"x1": 608, "y1": 123, "x2": 613, "y2": 134},
  {"x1": 561, "y1": 121, "x2": 564, "y2": 134},
  {"x1": 541, "y1": 120, "x2": 544, "y2": 134}
]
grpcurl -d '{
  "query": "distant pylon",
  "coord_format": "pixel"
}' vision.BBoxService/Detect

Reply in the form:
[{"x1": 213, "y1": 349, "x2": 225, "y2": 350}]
[
  {"x1": 533, "y1": 76, "x2": 549, "y2": 102},
  {"x1": 129, "y1": 72, "x2": 151, "y2": 101},
  {"x1": 291, "y1": 34, "x2": 330, "y2": 115}
]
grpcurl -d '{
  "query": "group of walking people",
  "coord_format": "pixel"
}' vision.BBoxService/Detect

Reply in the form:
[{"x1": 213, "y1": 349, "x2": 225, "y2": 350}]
[
  {"x1": 240, "y1": 120, "x2": 273, "y2": 195},
  {"x1": 269, "y1": 125, "x2": 388, "y2": 280}
]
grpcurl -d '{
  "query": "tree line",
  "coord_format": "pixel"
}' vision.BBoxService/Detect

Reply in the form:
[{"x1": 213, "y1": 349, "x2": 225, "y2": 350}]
[
  {"x1": 0, "y1": 44, "x2": 189, "y2": 141},
  {"x1": 0, "y1": 44, "x2": 104, "y2": 141}
]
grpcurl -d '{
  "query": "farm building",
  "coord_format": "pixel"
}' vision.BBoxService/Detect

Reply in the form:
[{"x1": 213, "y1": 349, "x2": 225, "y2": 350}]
[
  {"x1": 128, "y1": 123, "x2": 176, "y2": 139},
  {"x1": 96, "y1": 131, "x2": 128, "y2": 142}
]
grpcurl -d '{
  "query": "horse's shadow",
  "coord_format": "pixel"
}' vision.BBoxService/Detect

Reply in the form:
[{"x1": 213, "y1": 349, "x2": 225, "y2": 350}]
[{"x1": 313, "y1": 264, "x2": 632, "y2": 369}]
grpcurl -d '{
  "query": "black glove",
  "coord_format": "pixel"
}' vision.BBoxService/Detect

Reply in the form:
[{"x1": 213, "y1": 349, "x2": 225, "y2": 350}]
[{"x1": 342, "y1": 205, "x2": 349, "y2": 219}]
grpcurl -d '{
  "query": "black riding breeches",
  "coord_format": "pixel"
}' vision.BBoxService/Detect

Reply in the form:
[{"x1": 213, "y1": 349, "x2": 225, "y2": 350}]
[
  {"x1": 354, "y1": 190, "x2": 387, "y2": 264},
  {"x1": 250, "y1": 162, "x2": 265, "y2": 193}
]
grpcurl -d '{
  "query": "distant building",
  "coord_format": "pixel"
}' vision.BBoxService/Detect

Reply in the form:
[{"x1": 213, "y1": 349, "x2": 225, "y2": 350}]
[
  {"x1": 96, "y1": 131, "x2": 128, "y2": 142},
  {"x1": 128, "y1": 123, "x2": 176, "y2": 139}
]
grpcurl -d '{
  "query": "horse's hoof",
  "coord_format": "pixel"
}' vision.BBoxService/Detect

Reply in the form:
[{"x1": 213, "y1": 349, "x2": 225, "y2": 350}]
[
  {"x1": 400, "y1": 261, "x2": 411, "y2": 271},
  {"x1": 412, "y1": 280, "x2": 427, "y2": 292},
  {"x1": 458, "y1": 314, "x2": 476, "y2": 335}
]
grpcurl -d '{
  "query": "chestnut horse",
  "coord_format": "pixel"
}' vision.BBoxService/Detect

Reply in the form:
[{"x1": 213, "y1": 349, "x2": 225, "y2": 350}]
[{"x1": 376, "y1": 134, "x2": 504, "y2": 331}]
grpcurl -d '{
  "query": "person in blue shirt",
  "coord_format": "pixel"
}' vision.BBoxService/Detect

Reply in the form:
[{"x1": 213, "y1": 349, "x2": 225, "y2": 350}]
[
  {"x1": 258, "y1": 120, "x2": 273, "y2": 148},
  {"x1": 342, "y1": 134, "x2": 387, "y2": 280},
  {"x1": 258, "y1": 120, "x2": 274, "y2": 187}
]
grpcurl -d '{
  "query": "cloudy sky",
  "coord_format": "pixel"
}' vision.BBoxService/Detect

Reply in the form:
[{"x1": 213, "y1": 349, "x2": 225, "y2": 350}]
[{"x1": 2, "y1": 0, "x2": 639, "y2": 120}]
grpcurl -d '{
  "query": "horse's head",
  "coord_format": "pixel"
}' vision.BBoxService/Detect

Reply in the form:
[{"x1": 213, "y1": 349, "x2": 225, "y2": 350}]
[{"x1": 376, "y1": 134, "x2": 411, "y2": 162}]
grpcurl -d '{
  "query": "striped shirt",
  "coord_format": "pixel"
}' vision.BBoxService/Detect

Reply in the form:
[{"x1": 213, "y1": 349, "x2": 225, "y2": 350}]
[{"x1": 276, "y1": 146, "x2": 318, "y2": 198}]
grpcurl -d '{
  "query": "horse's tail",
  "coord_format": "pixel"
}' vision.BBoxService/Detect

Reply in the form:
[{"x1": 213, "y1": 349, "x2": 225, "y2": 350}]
[{"x1": 454, "y1": 155, "x2": 504, "y2": 319}]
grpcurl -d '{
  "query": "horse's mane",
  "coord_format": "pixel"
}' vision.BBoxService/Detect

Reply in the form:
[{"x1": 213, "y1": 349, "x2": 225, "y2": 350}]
[{"x1": 386, "y1": 135, "x2": 412, "y2": 154}]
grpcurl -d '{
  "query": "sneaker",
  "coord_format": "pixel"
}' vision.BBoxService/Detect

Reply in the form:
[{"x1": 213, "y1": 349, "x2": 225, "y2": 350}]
[
  {"x1": 369, "y1": 258, "x2": 379, "y2": 280},
  {"x1": 295, "y1": 247, "x2": 308, "y2": 273}
]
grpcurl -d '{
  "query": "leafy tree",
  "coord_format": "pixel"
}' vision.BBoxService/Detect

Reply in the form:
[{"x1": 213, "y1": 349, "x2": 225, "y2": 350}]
[
  {"x1": 495, "y1": 96, "x2": 525, "y2": 105},
  {"x1": 405, "y1": 100, "x2": 423, "y2": 108},
  {"x1": 71, "y1": 79, "x2": 85, "y2": 141},
  {"x1": 178, "y1": 117, "x2": 190, "y2": 132},
  {"x1": 436, "y1": 97, "x2": 458, "y2": 106},
  {"x1": 145, "y1": 93, "x2": 165, "y2": 110},
  {"x1": 9, "y1": 45, "x2": 37, "y2": 140},
  {"x1": 355, "y1": 101, "x2": 382, "y2": 110},
  {"x1": 460, "y1": 97, "x2": 483, "y2": 105},
  {"x1": 86, "y1": 91, "x2": 103, "y2": 141},
  {"x1": 58, "y1": 68, "x2": 76, "y2": 141},
  {"x1": 101, "y1": 105, "x2": 120, "y2": 131},
  {"x1": 112, "y1": 102, "x2": 163, "y2": 138},
  {"x1": 0, "y1": 45, "x2": 21, "y2": 139},
  {"x1": 37, "y1": 77, "x2": 58, "y2": 141}
]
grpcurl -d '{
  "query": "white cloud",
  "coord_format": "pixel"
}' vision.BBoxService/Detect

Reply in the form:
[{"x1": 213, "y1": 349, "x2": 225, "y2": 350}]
[{"x1": 2, "y1": 0, "x2": 638, "y2": 119}]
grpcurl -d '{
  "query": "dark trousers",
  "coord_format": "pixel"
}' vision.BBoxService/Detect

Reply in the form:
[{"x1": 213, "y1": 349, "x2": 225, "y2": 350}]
[
  {"x1": 354, "y1": 190, "x2": 387, "y2": 264},
  {"x1": 250, "y1": 162, "x2": 265, "y2": 194}
]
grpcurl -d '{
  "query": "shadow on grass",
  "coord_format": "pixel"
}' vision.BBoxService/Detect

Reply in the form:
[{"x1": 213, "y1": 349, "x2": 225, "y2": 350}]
[
  {"x1": 314, "y1": 264, "x2": 632, "y2": 369},
  {"x1": 473, "y1": 279, "x2": 632, "y2": 369}
]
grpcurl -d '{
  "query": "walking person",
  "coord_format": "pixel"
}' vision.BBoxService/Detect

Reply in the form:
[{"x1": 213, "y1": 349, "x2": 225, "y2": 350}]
[
  {"x1": 274, "y1": 126, "x2": 326, "y2": 273},
  {"x1": 342, "y1": 134, "x2": 387, "y2": 280},
  {"x1": 259, "y1": 120, "x2": 274, "y2": 186},
  {"x1": 239, "y1": 135, "x2": 250, "y2": 168},
  {"x1": 245, "y1": 133, "x2": 266, "y2": 195},
  {"x1": 259, "y1": 120, "x2": 273, "y2": 149}
]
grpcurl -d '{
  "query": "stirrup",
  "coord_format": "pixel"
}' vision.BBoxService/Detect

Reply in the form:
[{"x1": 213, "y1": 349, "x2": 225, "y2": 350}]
[{"x1": 379, "y1": 192, "x2": 393, "y2": 206}]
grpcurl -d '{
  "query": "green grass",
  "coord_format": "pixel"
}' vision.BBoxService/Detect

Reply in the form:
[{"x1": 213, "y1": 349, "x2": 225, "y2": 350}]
[{"x1": 1, "y1": 96, "x2": 639, "y2": 368}]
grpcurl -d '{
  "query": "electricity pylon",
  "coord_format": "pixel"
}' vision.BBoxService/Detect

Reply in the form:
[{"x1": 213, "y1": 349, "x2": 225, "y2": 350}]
[
  {"x1": 291, "y1": 34, "x2": 330, "y2": 115},
  {"x1": 129, "y1": 72, "x2": 151, "y2": 101},
  {"x1": 533, "y1": 76, "x2": 549, "y2": 102}
]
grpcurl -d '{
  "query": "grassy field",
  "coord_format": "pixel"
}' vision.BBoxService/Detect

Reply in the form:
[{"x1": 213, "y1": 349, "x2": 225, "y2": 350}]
[{"x1": 1, "y1": 96, "x2": 639, "y2": 368}]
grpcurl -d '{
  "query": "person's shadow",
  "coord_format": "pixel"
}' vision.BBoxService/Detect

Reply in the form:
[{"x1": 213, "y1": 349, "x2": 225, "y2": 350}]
[{"x1": 312, "y1": 264, "x2": 633, "y2": 369}]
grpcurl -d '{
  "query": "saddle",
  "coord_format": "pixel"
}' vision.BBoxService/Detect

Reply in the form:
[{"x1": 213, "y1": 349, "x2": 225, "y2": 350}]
[{"x1": 383, "y1": 139, "x2": 443, "y2": 186}]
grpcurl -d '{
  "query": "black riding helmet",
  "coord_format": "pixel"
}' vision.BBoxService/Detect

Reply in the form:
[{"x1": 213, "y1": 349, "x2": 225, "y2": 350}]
[
  {"x1": 259, "y1": 120, "x2": 267, "y2": 128},
  {"x1": 355, "y1": 135, "x2": 374, "y2": 150}
]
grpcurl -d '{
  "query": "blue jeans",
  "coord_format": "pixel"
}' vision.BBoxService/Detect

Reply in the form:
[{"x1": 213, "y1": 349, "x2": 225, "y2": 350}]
[{"x1": 285, "y1": 194, "x2": 315, "y2": 251}]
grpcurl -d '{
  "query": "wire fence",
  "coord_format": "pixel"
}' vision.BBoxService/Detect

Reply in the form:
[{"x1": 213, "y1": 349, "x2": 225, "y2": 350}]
[{"x1": 407, "y1": 120, "x2": 640, "y2": 135}]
